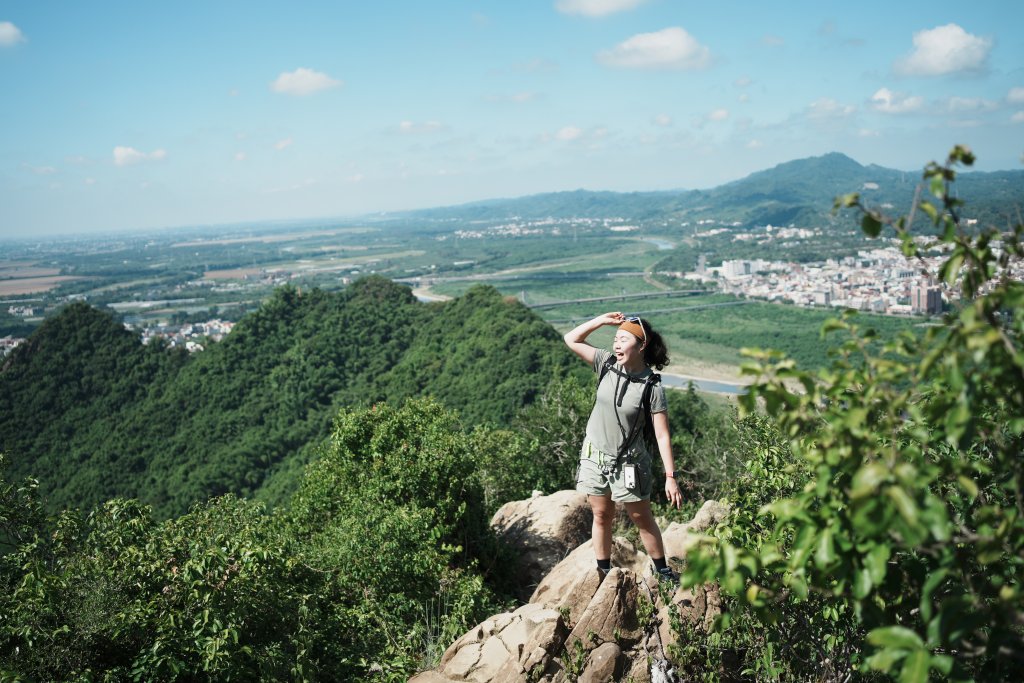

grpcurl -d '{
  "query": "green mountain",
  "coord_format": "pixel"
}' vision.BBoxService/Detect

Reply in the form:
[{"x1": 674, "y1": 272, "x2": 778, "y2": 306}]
[
  {"x1": 397, "y1": 152, "x2": 1024, "y2": 229},
  {"x1": 0, "y1": 276, "x2": 578, "y2": 516}
]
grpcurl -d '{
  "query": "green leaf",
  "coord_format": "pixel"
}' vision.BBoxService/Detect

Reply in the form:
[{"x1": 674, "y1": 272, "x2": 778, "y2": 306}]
[
  {"x1": 862, "y1": 214, "x2": 883, "y2": 237},
  {"x1": 887, "y1": 486, "x2": 919, "y2": 527},
  {"x1": 865, "y1": 543, "x2": 890, "y2": 584},
  {"x1": 853, "y1": 566, "x2": 873, "y2": 599},
  {"x1": 815, "y1": 528, "x2": 836, "y2": 569},
  {"x1": 920, "y1": 569, "x2": 948, "y2": 623},
  {"x1": 867, "y1": 626, "x2": 924, "y2": 650},
  {"x1": 865, "y1": 647, "x2": 908, "y2": 673},
  {"x1": 851, "y1": 463, "x2": 888, "y2": 499},
  {"x1": 898, "y1": 649, "x2": 930, "y2": 683}
]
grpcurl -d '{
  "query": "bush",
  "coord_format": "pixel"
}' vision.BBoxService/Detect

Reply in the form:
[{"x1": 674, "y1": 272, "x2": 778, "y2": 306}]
[{"x1": 680, "y1": 147, "x2": 1024, "y2": 681}]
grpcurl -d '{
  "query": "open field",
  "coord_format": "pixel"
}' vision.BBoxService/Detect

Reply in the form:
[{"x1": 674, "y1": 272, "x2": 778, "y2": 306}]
[
  {"x1": 0, "y1": 276, "x2": 90, "y2": 295},
  {"x1": 203, "y1": 267, "x2": 265, "y2": 280},
  {"x1": 171, "y1": 227, "x2": 375, "y2": 248},
  {"x1": 0, "y1": 262, "x2": 61, "y2": 279}
]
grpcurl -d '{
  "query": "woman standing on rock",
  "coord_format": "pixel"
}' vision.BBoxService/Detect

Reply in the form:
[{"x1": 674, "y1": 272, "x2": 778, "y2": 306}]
[{"x1": 563, "y1": 312, "x2": 682, "y2": 581}]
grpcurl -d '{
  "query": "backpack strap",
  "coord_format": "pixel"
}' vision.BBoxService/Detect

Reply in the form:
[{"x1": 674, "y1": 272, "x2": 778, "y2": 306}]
[{"x1": 597, "y1": 355, "x2": 616, "y2": 388}]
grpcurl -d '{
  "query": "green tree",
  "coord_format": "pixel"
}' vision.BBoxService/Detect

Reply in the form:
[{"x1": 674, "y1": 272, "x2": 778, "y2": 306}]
[{"x1": 681, "y1": 147, "x2": 1024, "y2": 681}]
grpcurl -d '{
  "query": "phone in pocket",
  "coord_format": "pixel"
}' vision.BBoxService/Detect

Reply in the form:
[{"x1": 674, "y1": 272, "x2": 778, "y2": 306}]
[{"x1": 623, "y1": 464, "x2": 637, "y2": 490}]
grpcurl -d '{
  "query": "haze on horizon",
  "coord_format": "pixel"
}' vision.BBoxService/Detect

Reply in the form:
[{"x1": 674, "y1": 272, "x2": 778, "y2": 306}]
[{"x1": 1, "y1": 0, "x2": 1023, "y2": 238}]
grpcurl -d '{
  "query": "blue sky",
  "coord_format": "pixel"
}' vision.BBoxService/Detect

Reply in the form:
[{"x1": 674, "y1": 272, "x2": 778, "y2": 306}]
[{"x1": 1, "y1": 0, "x2": 1022, "y2": 236}]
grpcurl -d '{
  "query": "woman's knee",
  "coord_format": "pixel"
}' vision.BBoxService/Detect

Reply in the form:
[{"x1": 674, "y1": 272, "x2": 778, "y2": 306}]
[{"x1": 589, "y1": 497, "x2": 616, "y2": 525}]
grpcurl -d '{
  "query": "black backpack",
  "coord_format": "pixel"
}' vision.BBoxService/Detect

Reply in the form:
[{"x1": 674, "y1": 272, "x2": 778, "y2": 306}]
[{"x1": 597, "y1": 356, "x2": 662, "y2": 458}]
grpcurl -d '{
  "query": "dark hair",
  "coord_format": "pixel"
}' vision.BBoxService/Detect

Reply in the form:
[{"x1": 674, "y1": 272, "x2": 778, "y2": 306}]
[{"x1": 637, "y1": 318, "x2": 670, "y2": 370}]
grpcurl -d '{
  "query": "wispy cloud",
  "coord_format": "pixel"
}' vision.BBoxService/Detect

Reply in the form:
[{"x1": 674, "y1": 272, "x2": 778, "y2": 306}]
[
  {"x1": 707, "y1": 108, "x2": 729, "y2": 122},
  {"x1": 397, "y1": 121, "x2": 445, "y2": 134},
  {"x1": 597, "y1": 27, "x2": 711, "y2": 70},
  {"x1": 113, "y1": 146, "x2": 166, "y2": 166},
  {"x1": 271, "y1": 68, "x2": 342, "y2": 96},
  {"x1": 485, "y1": 91, "x2": 540, "y2": 104},
  {"x1": 1007, "y1": 87, "x2": 1024, "y2": 104},
  {"x1": 870, "y1": 87, "x2": 924, "y2": 114},
  {"x1": 944, "y1": 96, "x2": 997, "y2": 112},
  {"x1": 556, "y1": 125, "x2": 584, "y2": 141},
  {"x1": 21, "y1": 163, "x2": 56, "y2": 175},
  {"x1": 555, "y1": 0, "x2": 647, "y2": 17},
  {"x1": 275, "y1": 137, "x2": 293, "y2": 150},
  {"x1": 1012, "y1": 111, "x2": 1024, "y2": 124},
  {"x1": 894, "y1": 24, "x2": 991, "y2": 76},
  {"x1": 762, "y1": 34, "x2": 785, "y2": 48},
  {"x1": 806, "y1": 98, "x2": 856, "y2": 120},
  {"x1": 0, "y1": 21, "x2": 26, "y2": 47},
  {"x1": 653, "y1": 114, "x2": 673, "y2": 127}
]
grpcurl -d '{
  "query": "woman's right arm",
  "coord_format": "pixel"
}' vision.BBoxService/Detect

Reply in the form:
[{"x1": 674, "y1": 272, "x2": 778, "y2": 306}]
[{"x1": 563, "y1": 312, "x2": 624, "y2": 365}]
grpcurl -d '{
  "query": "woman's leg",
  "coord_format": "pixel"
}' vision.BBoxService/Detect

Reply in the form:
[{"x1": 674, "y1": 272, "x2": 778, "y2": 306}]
[
  {"x1": 589, "y1": 494, "x2": 616, "y2": 562},
  {"x1": 623, "y1": 499, "x2": 666, "y2": 560}
]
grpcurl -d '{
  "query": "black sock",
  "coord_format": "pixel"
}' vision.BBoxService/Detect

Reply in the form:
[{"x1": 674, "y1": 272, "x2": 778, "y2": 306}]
[
  {"x1": 652, "y1": 556, "x2": 668, "y2": 571},
  {"x1": 596, "y1": 558, "x2": 611, "y2": 571}
]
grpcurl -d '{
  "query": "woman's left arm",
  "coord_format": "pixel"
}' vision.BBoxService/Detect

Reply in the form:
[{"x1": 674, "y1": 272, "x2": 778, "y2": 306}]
[{"x1": 652, "y1": 411, "x2": 682, "y2": 508}]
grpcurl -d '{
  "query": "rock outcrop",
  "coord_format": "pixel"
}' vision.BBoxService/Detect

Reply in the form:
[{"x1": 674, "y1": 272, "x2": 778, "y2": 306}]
[
  {"x1": 489, "y1": 490, "x2": 593, "y2": 601},
  {"x1": 411, "y1": 498, "x2": 730, "y2": 682}
]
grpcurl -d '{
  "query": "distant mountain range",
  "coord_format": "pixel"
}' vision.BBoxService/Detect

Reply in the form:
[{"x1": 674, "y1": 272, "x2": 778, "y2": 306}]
[{"x1": 398, "y1": 152, "x2": 1024, "y2": 229}]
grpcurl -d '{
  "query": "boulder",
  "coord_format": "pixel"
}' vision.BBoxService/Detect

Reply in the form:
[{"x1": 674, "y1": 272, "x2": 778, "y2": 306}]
[
  {"x1": 414, "y1": 494, "x2": 730, "y2": 682},
  {"x1": 490, "y1": 490, "x2": 592, "y2": 601}
]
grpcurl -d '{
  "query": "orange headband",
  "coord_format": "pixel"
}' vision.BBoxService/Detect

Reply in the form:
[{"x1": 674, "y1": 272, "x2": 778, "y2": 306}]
[{"x1": 618, "y1": 319, "x2": 646, "y2": 344}]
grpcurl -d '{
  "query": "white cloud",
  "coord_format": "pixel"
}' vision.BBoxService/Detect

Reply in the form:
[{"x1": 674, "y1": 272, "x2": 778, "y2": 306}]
[
  {"x1": 738, "y1": 93, "x2": 750, "y2": 103},
  {"x1": 485, "y1": 91, "x2": 539, "y2": 104},
  {"x1": 234, "y1": 152, "x2": 247, "y2": 162},
  {"x1": 653, "y1": 114, "x2": 672, "y2": 127},
  {"x1": 807, "y1": 98, "x2": 855, "y2": 120},
  {"x1": 895, "y1": 24, "x2": 991, "y2": 76},
  {"x1": 747, "y1": 140, "x2": 763, "y2": 149},
  {"x1": 734, "y1": 76, "x2": 752, "y2": 88},
  {"x1": 1012, "y1": 111, "x2": 1024, "y2": 124},
  {"x1": 945, "y1": 96, "x2": 997, "y2": 112},
  {"x1": 597, "y1": 27, "x2": 711, "y2": 70},
  {"x1": 113, "y1": 146, "x2": 166, "y2": 166},
  {"x1": 556, "y1": 125, "x2": 583, "y2": 141},
  {"x1": 397, "y1": 121, "x2": 444, "y2": 134},
  {"x1": 84, "y1": 178, "x2": 96, "y2": 186},
  {"x1": 762, "y1": 35, "x2": 785, "y2": 47},
  {"x1": 870, "y1": 87, "x2": 924, "y2": 114},
  {"x1": 275, "y1": 137, "x2": 293, "y2": 150},
  {"x1": 271, "y1": 67, "x2": 342, "y2": 96},
  {"x1": 0, "y1": 21, "x2": 25, "y2": 47},
  {"x1": 555, "y1": 0, "x2": 647, "y2": 17},
  {"x1": 708, "y1": 108, "x2": 729, "y2": 122},
  {"x1": 859, "y1": 128, "x2": 882, "y2": 138},
  {"x1": 1007, "y1": 87, "x2": 1024, "y2": 103},
  {"x1": 22, "y1": 163, "x2": 56, "y2": 175}
]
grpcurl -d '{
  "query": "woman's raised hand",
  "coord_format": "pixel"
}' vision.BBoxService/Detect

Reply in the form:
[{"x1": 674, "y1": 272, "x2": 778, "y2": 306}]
[{"x1": 596, "y1": 311, "x2": 624, "y2": 326}]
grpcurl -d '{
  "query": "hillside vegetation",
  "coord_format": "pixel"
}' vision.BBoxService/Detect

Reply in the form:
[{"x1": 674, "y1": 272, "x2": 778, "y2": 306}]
[{"x1": 0, "y1": 276, "x2": 581, "y2": 517}]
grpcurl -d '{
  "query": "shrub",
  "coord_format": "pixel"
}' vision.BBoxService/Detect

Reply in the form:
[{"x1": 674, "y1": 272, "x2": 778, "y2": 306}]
[{"x1": 681, "y1": 147, "x2": 1024, "y2": 681}]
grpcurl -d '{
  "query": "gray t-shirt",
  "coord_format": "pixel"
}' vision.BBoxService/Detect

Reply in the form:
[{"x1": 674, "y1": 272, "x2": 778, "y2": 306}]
[{"x1": 584, "y1": 348, "x2": 667, "y2": 457}]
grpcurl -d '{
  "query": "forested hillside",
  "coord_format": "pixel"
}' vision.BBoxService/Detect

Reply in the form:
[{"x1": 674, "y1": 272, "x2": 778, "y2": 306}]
[
  {"x1": 0, "y1": 276, "x2": 581, "y2": 517},
  {"x1": 396, "y1": 152, "x2": 1024, "y2": 230}
]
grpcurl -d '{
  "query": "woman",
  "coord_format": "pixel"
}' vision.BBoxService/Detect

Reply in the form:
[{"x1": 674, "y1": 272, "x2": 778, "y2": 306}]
[{"x1": 563, "y1": 311, "x2": 682, "y2": 581}]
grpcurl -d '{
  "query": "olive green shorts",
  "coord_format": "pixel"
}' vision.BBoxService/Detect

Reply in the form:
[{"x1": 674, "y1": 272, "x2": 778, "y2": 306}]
[{"x1": 575, "y1": 438, "x2": 653, "y2": 502}]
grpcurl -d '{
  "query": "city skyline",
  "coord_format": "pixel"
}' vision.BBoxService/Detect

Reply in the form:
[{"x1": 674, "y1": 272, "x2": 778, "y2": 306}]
[{"x1": 2, "y1": 0, "x2": 1023, "y2": 237}]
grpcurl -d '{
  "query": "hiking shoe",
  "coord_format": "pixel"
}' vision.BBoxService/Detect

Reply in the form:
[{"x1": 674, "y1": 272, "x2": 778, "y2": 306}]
[{"x1": 654, "y1": 565, "x2": 679, "y2": 585}]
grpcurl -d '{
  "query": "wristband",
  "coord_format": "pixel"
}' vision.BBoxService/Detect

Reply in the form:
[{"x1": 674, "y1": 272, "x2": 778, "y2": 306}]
[{"x1": 666, "y1": 470, "x2": 680, "y2": 479}]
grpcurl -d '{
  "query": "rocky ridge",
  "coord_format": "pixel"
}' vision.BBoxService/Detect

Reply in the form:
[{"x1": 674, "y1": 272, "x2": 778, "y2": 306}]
[{"x1": 411, "y1": 492, "x2": 729, "y2": 682}]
